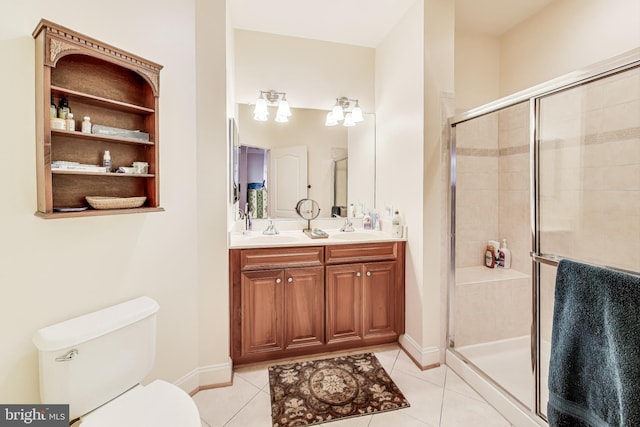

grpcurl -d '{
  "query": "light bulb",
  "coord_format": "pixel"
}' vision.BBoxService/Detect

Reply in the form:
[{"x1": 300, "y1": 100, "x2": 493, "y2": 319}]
[{"x1": 325, "y1": 112, "x2": 338, "y2": 126}]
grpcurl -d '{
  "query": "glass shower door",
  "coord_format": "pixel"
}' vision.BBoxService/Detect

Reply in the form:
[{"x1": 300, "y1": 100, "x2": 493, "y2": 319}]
[
  {"x1": 535, "y1": 64, "x2": 640, "y2": 418},
  {"x1": 451, "y1": 101, "x2": 533, "y2": 409}
]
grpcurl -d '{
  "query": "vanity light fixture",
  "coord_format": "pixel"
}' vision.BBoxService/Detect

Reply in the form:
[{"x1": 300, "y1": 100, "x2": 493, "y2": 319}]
[
  {"x1": 325, "y1": 97, "x2": 364, "y2": 127},
  {"x1": 253, "y1": 90, "x2": 291, "y2": 122}
]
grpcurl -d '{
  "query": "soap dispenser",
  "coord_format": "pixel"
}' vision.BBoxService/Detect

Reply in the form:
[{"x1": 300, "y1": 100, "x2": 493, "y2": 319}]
[
  {"x1": 392, "y1": 210, "x2": 403, "y2": 238},
  {"x1": 498, "y1": 239, "x2": 512, "y2": 268}
]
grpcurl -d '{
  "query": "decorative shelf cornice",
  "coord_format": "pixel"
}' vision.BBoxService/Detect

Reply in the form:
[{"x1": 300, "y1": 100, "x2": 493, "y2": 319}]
[{"x1": 33, "y1": 19, "x2": 162, "y2": 96}]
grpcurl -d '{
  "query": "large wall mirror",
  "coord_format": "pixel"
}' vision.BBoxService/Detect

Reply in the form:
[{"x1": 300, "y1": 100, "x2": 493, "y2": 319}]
[{"x1": 232, "y1": 104, "x2": 375, "y2": 219}]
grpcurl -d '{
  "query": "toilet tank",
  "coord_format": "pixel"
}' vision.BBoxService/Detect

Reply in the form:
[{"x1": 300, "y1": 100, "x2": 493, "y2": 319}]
[{"x1": 33, "y1": 296, "x2": 160, "y2": 421}]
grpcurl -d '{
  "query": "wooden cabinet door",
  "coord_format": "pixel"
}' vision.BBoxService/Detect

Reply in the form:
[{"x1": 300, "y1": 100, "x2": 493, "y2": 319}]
[
  {"x1": 325, "y1": 264, "x2": 363, "y2": 344},
  {"x1": 362, "y1": 261, "x2": 397, "y2": 339},
  {"x1": 240, "y1": 269, "x2": 285, "y2": 355},
  {"x1": 284, "y1": 266, "x2": 324, "y2": 350}
]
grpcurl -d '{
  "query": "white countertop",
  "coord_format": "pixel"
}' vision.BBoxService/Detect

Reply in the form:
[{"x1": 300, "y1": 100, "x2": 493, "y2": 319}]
[{"x1": 229, "y1": 229, "x2": 405, "y2": 249}]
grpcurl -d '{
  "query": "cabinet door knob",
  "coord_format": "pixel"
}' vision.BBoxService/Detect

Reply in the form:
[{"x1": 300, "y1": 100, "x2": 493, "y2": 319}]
[
  {"x1": 366, "y1": 271, "x2": 371, "y2": 277},
  {"x1": 356, "y1": 272, "x2": 361, "y2": 277},
  {"x1": 288, "y1": 277, "x2": 293, "y2": 283},
  {"x1": 275, "y1": 278, "x2": 282, "y2": 284}
]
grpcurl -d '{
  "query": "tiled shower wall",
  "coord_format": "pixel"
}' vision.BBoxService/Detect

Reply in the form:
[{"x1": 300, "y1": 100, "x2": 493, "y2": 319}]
[
  {"x1": 455, "y1": 102, "x2": 531, "y2": 272},
  {"x1": 453, "y1": 101, "x2": 531, "y2": 347},
  {"x1": 539, "y1": 66, "x2": 640, "y2": 343}
]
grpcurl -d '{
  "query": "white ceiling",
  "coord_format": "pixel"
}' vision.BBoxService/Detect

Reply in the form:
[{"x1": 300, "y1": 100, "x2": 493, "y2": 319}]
[{"x1": 229, "y1": 0, "x2": 557, "y2": 47}]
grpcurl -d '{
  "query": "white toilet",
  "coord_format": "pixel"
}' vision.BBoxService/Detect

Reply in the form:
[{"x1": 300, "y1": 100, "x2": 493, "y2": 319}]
[{"x1": 33, "y1": 296, "x2": 201, "y2": 426}]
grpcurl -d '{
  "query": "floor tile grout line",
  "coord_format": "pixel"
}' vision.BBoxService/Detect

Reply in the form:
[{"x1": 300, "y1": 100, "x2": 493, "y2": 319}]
[
  {"x1": 221, "y1": 386, "x2": 266, "y2": 427},
  {"x1": 437, "y1": 367, "x2": 448, "y2": 426}
]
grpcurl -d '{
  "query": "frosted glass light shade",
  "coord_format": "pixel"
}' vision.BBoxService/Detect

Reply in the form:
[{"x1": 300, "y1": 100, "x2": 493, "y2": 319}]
[
  {"x1": 275, "y1": 112, "x2": 289, "y2": 122},
  {"x1": 277, "y1": 99, "x2": 291, "y2": 118},
  {"x1": 343, "y1": 112, "x2": 355, "y2": 127},
  {"x1": 332, "y1": 104, "x2": 344, "y2": 121},
  {"x1": 351, "y1": 104, "x2": 363, "y2": 122},
  {"x1": 325, "y1": 112, "x2": 338, "y2": 126},
  {"x1": 253, "y1": 96, "x2": 269, "y2": 121},
  {"x1": 253, "y1": 112, "x2": 268, "y2": 122}
]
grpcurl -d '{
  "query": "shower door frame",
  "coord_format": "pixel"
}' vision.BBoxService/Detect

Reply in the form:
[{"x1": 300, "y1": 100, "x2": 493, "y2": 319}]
[{"x1": 448, "y1": 48, "x2": 640, "y2": 423}]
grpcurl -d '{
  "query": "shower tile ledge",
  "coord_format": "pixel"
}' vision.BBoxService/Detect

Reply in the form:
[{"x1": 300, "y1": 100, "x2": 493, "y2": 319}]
[{"x1": 456, "y1": 265, "x2": 529, "y2": 285}]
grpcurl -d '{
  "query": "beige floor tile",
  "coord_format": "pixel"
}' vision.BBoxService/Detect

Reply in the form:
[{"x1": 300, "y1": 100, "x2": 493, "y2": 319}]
[
  {"x1": 234, "y1": 364, "x2": 270, "y2": 390},
  {"x1": 387, "y1": 369, "x2": 445, "y2": 427},
  {"x1": 440, "y1": 388, "x2": 510, "y2": 427},
  {"x1": 318, "y1": 414, "x2": 373, "y2": 426},
  {"x1": 368, "y1": 409, "x2": 433, "y2": 426},
  {"x1": 192, "y1": 346, "x2": 523, "y2": 427},
  {"x1": 193, "y1": 375, "x2": 263, "y2": 427},
  {"x1": 225, "y1": 389, "x2": 272, "y2": 427},
  {"x1": 393, "y1": 350, "x2": 447, "y2": 388},
  {"x1": 443, "y1": 370, "x2": 485, "y2": 403}
]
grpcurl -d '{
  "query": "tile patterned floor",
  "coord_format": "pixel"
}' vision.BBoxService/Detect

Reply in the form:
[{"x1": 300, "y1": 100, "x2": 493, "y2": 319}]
[{"x1": 192, "y1": 345, "x2": 514, "y2": 427}]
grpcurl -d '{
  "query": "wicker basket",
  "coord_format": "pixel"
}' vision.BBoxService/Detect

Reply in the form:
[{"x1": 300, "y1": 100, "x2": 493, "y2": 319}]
[{"x1": 85, "y1": 196, "x2": 147, "y2": 210}]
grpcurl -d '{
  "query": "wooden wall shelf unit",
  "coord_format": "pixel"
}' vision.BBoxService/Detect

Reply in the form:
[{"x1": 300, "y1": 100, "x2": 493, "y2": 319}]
[
  {"x1": 229, "y1": 241, "x2": 406, "y2": 366},
  {"x1": 33, "y1": 19, "x2": 163, "y2": 218}
]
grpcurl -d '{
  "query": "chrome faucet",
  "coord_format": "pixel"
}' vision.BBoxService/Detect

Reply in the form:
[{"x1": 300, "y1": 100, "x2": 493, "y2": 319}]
[
  {"x1": 263, "y1": 219, "x2": 279, "y2": 235},
  {"x1": 237, "y1": 206, "x2": 252, "y2": 232},
  {"x1": 340, "y1": 216, "x2": 355, "y2": 232}
]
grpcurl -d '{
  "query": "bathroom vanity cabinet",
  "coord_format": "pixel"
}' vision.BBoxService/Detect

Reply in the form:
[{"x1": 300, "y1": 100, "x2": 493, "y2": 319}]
[
  {"x1": 229, "y1": 241, "x2": 405, "y2": 366},
  {"x1": 33, "y1": 19, "x2": 163, "y2": 218}
]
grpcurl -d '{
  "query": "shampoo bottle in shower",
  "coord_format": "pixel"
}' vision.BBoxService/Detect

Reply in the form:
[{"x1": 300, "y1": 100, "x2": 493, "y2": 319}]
[
  {"x1": 485, "y1": 245, "x2": 495, "y2": 268},
  {"x1": 498, "y1": 239, "x2": 512, "y2": 268}
]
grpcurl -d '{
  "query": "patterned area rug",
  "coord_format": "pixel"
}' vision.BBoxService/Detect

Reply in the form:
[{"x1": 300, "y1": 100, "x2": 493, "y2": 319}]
[{"x1": 268, "y1": 353, "x2": 410, "y2": 426}]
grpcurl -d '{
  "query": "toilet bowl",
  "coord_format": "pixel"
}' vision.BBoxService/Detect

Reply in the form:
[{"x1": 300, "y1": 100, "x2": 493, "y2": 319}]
[
  {"x1": 33, "y1": 296, "x2": 200, "y2": 427},
  {"x1": 79, "y1": 380, "x2": 200, "y2": 426}
]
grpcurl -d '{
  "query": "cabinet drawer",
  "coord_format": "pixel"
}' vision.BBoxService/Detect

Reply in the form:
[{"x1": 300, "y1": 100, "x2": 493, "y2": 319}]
[
  {"x1": 325, "y1": 242, "x2": 398, "y2": 264},
  {"x1": 240, "y1": 246, "x2": 324, "y2": 271}
]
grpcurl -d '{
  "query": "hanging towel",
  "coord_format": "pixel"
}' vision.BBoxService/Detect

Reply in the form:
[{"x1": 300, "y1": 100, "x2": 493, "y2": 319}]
[{"x1": 548, "y1": 259, "x2": 640, "y2": 427}]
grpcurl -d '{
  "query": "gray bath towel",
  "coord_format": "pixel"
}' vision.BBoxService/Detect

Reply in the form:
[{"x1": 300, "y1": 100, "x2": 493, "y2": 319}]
[{"x1": 548, "y1": 259, "x2": 640, "y2": 427}]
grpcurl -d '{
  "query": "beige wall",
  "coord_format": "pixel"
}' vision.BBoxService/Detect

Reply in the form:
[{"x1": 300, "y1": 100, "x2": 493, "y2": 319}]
[
  {"x1": 376, "y1": 0, "x2": 455, "y2": 367},
  {"x1": 454, "y1": 31, "x2": 500, "y2": 113},
  {"x1": 455, "y1": 0, "x2": 640, "y2": 111},
  {"x1": 233, "y1": 30, "x2": 375, "y2": 112},
  {"x1": 501, "y1": 0, "x2": 640, "y2": 96},
  {"x1": 0, "y1": 0, "x2": 230, "y2": 402}
]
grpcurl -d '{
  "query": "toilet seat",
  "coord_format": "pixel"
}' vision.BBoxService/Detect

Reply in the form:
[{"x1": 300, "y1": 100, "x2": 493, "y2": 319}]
[{"x1": 79, "y1": 380, "x2": 200, "y2": 427}]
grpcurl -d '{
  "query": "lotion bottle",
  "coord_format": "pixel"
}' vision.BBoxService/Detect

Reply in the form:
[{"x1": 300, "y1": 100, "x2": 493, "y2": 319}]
[
  {"x1": 499, "y1": 239, "x2": 512, "y2": 268},
  {"x1": 392, "y1": 210, "x2": 403, "y2": 238}
]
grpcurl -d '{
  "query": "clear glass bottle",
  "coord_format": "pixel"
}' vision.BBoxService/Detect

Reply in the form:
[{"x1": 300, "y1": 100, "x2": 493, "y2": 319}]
[
  {"x1": 50, "y1": 95, "x2": 57, "y2": 119},
  {"x1": 81, "y1": 116, "x2": 92, "y2": 133},
  {"x1": 103, "y1": 150, "x2": 111, "y2": 173},
  {"x1": 65, "y1": 113, "x2": 75, "y2": 131}
]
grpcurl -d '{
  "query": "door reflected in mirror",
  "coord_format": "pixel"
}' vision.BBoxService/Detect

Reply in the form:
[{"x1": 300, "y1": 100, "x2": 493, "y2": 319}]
[{"x1": 233, "y1": 104, "x2": 375, "y2": 219}]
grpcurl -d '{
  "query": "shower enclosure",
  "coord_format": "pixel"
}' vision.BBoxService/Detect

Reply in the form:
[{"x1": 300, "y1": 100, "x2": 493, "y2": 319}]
[{"x1": 448, "y1": 50, "x2": 640, "y2": 425}]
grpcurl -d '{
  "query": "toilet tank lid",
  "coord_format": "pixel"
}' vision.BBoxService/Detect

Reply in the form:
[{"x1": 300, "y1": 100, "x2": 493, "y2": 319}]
[{"x1": 33, "y1": 296, "x2": 159, "y2": 352}]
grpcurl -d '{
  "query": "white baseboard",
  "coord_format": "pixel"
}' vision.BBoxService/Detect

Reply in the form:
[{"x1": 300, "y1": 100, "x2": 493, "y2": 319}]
[
  {"x1": 174, "y1": 358, "x2": 233, "y2": 394},
  {"x1": 399, "y1": 333, "x2": 444, "y2": 368}
]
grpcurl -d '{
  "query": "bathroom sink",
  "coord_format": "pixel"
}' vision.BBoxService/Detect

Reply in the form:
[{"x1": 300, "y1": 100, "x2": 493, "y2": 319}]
[
  {"x1": 331, "y1": 232, "x2": 381, "y2": 241},
  {"x1": 244, "y1": 235, "x2": 301, "y2": 244}
]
